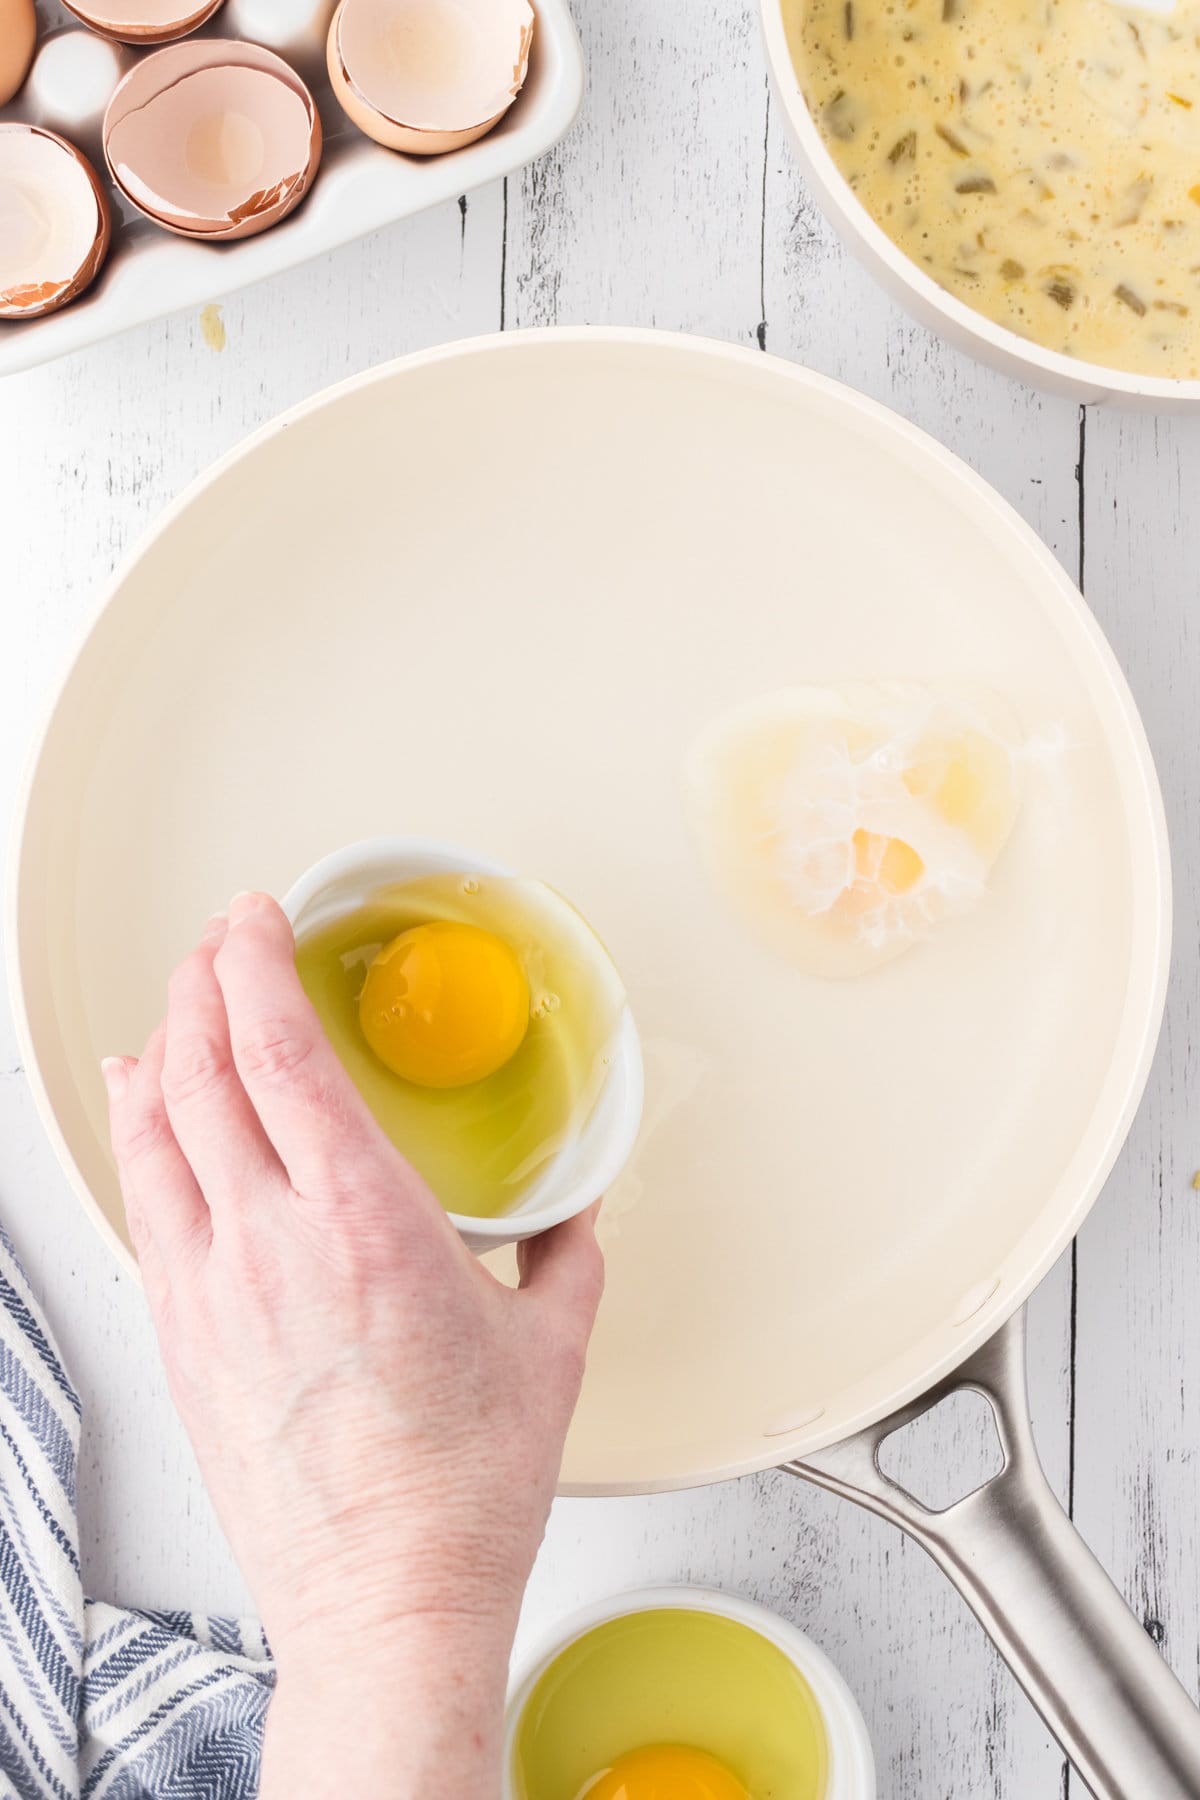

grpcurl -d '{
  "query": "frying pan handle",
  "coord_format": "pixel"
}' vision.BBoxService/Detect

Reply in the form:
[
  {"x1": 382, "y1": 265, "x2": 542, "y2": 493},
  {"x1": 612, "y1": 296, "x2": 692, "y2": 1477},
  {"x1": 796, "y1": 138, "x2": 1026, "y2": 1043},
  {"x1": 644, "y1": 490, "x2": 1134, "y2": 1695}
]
[{"x1": 783, "y1": 1310, "x2": 1200, "y2": 1800}]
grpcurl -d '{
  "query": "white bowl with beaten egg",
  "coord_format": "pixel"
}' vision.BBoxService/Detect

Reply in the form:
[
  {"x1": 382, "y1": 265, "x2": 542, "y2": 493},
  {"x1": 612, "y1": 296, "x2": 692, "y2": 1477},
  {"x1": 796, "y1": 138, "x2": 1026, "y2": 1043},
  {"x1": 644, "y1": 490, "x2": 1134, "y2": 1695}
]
[
  {"x1": 283, "y1": 837, "x2": 644, "y2": 1252},
  {"x1": 503, "y1": 1586, "x2": 876, "y2": 1799},
  {"x1": 760, "y1": 0, "x2": 1200, "y2": 407}
]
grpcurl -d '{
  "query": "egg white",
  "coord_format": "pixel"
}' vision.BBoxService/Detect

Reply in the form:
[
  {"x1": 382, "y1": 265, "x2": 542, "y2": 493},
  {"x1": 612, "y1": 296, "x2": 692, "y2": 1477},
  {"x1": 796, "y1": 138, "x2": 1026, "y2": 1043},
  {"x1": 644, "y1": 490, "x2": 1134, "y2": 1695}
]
[{"x1": 685, "y1": 681, "x2": 1023, "y2": 978}]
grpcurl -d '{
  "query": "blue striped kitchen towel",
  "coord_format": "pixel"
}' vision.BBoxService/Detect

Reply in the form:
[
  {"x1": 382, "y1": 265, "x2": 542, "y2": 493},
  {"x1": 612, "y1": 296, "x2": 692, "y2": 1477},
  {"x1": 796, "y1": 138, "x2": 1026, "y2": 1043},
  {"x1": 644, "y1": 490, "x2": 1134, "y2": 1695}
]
[{"x1": 0, "y1": 1225, "x2": 273, "y2": 1799}]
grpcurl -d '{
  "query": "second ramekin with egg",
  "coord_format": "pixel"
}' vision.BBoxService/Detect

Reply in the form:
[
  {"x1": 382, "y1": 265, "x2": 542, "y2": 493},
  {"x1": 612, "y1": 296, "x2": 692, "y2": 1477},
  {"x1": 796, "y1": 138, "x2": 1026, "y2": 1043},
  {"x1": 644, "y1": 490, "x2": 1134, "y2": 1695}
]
[
  {"x1": 283, "y1": 838, "x2": 643, "y2": 1252},
  {"x1": 504, "y1": 1586, "x2": 876, "y2": 1800}
]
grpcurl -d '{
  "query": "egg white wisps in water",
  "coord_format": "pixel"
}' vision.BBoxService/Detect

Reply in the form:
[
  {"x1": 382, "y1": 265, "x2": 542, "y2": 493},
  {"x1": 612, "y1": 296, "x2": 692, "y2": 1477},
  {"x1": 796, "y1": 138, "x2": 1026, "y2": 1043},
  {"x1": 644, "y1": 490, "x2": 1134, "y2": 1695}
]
[{"x1": 686, "y1": 681, "x2": 1023, "y2": 978}]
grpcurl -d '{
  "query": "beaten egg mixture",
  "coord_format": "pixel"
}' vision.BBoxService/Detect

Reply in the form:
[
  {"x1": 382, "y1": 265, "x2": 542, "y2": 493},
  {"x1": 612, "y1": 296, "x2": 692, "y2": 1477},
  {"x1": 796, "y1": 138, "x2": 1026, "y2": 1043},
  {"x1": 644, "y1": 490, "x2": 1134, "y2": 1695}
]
[{"x1": 786, "y1": 0, "x2": 1200, "y2": 375}]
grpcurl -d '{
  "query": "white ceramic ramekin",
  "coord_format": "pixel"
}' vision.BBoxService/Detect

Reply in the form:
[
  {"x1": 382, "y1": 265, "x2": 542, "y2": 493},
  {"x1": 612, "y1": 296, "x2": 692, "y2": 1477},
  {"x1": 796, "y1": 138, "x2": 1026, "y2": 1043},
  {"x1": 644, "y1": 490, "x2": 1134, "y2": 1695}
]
[
  {"x1": 759, "y1": 0, "x2": 1200, "y2": 409},
  {"x1": 281, "y1": 836, "x2": 644, "y2": 1254},
  {"x1": 503, "y1": 1584, "x2": 876, "y2": 1799}
]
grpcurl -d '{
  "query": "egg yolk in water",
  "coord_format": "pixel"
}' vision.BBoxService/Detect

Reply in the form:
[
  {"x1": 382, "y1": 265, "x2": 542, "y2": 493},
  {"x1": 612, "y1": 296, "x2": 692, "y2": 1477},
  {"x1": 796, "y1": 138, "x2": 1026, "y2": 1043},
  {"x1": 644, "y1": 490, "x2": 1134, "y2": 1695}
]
[
  {"x1": 294, "y1": 873, "x2": 624, "y2": 1219},
  {"x1": 687, "y1": 680, "x2": 1022, "y2": 977},
  {"x1": 580, "y1": 1745, "x2": 749, "y2": 1800}
]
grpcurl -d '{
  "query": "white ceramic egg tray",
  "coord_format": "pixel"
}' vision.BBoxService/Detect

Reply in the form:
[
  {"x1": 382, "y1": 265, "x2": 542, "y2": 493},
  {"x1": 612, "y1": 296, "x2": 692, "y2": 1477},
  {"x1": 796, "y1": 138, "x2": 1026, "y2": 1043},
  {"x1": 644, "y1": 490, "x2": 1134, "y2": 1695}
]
[{"x1": 0, "y1": 0, "x2": 583, "y2": 377}]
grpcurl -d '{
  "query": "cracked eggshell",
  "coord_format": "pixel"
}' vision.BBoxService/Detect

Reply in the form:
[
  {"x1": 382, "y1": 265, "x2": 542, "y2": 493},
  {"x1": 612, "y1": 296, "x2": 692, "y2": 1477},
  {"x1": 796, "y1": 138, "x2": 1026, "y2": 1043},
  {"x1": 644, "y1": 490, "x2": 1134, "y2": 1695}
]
[
  {"x1": 0, "y1": 124, "x2": 111, "y2": 321},
  {"x1": 327, "y1": 0, "x2": 535, "y2": 156},
  {"x1": 58, "y1": 0, "x2": 227, "y2": 47},
  {"x1": 103, "y1": 40, "x2": 322, "y2": 242},
  {"x1": 0, "y1": 0, "x2": 37, "y2": 108}
]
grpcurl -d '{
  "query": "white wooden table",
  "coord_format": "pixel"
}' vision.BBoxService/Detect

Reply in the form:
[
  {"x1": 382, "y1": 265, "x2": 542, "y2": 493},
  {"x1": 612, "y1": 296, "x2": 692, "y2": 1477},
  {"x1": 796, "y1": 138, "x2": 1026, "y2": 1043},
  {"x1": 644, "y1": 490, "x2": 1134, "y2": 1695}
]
[{"x1": 2, "y1": 3, "x2": 1198, "y2": 1794}]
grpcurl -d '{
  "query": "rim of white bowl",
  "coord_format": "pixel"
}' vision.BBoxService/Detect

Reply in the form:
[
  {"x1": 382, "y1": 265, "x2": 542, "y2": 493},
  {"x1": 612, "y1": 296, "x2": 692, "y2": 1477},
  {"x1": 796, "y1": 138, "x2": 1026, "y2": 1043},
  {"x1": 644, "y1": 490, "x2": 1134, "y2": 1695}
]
[
  {"x1": 758, "y1": 0, "x2": 1200, "y2": 408},
  {"x1": 280, "y1": 835, "x2": 645, "y2": 1244},
  {"x1": 503, "y1": 1583, "x2": 877, "y2": 1800}
]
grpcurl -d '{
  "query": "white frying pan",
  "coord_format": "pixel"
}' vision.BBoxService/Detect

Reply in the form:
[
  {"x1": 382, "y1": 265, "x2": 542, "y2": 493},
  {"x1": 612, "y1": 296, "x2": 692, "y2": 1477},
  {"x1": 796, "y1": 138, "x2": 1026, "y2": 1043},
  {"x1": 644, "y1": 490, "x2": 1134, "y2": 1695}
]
[{"x1": 8, "y1": 330, "x2": 1194, "y2": 1797}]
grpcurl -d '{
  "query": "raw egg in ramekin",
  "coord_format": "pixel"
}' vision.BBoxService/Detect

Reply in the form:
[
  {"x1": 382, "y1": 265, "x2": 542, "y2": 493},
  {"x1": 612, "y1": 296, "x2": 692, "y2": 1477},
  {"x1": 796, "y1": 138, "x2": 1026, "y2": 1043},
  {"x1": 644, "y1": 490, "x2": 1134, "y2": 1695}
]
[
  {"x1": 283, "y1": 839, "x2": 643, "y2": 1253},
  {"x1": 505, "y1": 1587, "x2": 876, "y2": 1800}
]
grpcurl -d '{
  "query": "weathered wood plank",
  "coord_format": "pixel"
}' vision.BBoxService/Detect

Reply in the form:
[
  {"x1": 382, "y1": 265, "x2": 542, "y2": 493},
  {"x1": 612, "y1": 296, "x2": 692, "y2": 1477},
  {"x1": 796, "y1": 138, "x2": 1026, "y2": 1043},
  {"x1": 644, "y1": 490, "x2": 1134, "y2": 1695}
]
[
  {"x1": 1075, "y1": 412, "x2": 1200, "y2": 1739},
  {"x1": 505, "y1": 0, "x2": 764, "y2": 338}
]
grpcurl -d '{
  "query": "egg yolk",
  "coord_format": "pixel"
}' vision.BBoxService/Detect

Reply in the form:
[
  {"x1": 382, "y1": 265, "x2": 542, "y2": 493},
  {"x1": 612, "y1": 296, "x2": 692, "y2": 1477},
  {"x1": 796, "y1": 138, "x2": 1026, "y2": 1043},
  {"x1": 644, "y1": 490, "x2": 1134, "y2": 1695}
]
[
  {"x1": 581, "y1": 1745, "x2": 749, "y2": 1800},
  {"x1": 844, "y1": 826, "x2": 925, "y2": 912},
  {"x1": 358, "y1": 920, "x2": 530, "y2": 1089},
  {"x1": 686, "y1": 682, "x2": 1022, "y2": 977}
]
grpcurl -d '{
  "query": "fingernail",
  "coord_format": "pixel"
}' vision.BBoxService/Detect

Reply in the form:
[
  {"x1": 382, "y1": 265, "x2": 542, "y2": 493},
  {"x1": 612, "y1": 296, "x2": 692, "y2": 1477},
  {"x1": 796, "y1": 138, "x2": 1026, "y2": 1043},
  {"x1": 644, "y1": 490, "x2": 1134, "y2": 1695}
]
[
  {"x1": 101, "y1": 1057, "x2": 129, "y2": 1098},
  {"x1": 202, "y1": 912, "x2": 228, "y2": 945},
  {"x1": 228, "y1": 891, "x2": 261, "y2": 926}
]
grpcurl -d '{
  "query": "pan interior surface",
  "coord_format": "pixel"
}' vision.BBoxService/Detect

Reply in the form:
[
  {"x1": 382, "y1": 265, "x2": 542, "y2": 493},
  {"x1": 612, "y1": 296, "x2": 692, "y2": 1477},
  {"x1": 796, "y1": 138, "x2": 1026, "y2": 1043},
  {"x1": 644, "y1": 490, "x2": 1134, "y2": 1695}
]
[{"x1": 11, "y1": 332, "x2": 1167, "y2": 1493}]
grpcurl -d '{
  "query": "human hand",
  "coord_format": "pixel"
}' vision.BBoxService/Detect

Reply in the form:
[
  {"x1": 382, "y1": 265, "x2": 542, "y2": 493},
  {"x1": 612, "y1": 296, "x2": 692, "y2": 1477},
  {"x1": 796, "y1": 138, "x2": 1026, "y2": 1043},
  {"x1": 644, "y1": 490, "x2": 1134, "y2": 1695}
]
[{"x1": 102, "y1": 892, "x2": 605, "y2": 1798}]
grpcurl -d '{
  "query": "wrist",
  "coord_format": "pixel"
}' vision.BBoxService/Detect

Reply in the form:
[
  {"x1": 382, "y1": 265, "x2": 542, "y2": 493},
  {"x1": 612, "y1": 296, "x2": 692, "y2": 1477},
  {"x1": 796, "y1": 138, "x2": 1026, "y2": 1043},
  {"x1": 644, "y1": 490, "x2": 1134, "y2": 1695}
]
[
  {"x1": 246, "y1": 1499, "x2": 536, "y2": 1660},
  {"x1": 263, "y1": 1614, "x2": 514, "y2": 1800},
  {"x1": 264, "y1": 1559, "x2": 525, "y2": 1679},
  {"x1": 272, "y1": 1604, "x2": 515, "y2": 1689}
]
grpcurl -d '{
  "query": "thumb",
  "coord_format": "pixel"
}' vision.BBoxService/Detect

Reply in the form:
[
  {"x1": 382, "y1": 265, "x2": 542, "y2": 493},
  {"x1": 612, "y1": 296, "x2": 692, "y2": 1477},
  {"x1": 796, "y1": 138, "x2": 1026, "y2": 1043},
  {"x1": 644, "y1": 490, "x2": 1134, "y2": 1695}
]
[{"x1": 517, "y1": 1201, "x2": 605, "y2": 1341}]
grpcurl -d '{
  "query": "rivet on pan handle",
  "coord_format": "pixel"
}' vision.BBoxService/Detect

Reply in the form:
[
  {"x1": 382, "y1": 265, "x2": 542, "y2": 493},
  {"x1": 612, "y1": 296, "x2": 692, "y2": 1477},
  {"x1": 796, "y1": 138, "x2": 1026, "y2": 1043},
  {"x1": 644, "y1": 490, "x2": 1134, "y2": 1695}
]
[{"x1": 783, "y1": 1311, "x2": 1200, "y2": 1800}]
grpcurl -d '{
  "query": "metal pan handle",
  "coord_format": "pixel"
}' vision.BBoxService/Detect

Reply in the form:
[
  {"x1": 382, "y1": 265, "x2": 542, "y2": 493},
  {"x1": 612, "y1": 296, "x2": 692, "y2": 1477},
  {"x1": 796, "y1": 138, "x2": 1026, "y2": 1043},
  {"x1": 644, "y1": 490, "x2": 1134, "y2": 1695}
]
[{"x1": 783, "y1": 1310, "x2": 1200, "y2": 1800}]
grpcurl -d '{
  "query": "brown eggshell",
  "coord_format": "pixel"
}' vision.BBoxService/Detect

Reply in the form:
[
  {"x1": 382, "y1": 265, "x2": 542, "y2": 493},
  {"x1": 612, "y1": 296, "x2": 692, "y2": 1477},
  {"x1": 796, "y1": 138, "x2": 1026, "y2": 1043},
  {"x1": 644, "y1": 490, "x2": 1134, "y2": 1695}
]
[
  {"x1": 0, "y1": 124, "x2": 111, "y2": 321},
  {"x1": 58, "y1": 0, "x2": 227, "y2": 47},
  {"x1": 103, "y1": 40, "x2": 322, "y2": 241},
  {"x1": 0, "y1": 0, "x2": 37, "y2": 108},
  {"x1": 327, "y1": 0, "x2": 535, "y2": 156}
]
